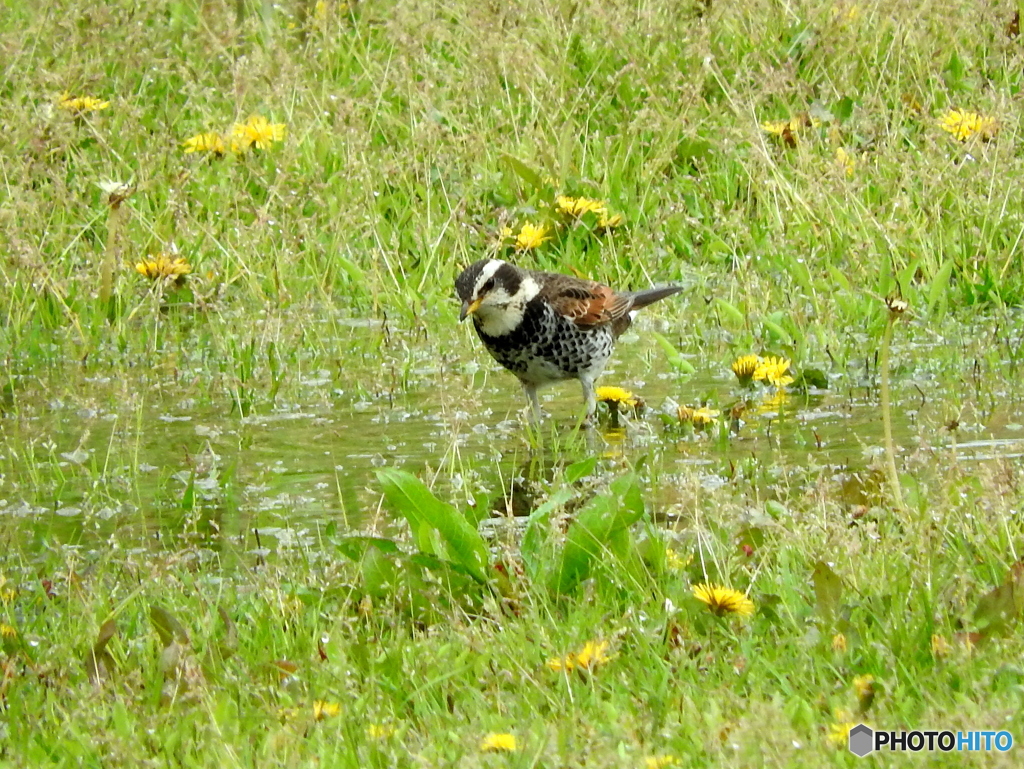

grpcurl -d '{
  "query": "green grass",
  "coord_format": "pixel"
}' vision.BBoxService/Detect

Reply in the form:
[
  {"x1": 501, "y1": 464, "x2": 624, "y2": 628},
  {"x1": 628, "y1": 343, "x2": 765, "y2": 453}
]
[{"x1": 2, "y1": 0, "x2": 1024, "y2": 765}]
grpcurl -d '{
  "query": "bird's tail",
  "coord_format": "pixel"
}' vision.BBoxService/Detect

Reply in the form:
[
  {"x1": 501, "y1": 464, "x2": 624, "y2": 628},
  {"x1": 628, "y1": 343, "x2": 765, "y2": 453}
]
[{"x1": 627, "y1": 285, "x2": 683, "y2": 310}]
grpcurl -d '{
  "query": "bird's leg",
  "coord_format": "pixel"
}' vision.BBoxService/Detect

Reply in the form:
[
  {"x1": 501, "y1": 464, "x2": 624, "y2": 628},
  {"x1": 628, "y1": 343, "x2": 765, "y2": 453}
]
[
  {"x1": 579, "y1": 376, "x2": 597, "y2": 425},
  {"x1": 522, "y1": 383, "x2": 542, "y2": 423}
]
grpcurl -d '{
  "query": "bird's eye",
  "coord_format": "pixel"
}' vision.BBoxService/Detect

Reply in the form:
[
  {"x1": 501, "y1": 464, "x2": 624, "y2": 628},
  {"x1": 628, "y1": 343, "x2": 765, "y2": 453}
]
[{"x1": 480, "y1": 278, "x2": 495, "y2": 294}]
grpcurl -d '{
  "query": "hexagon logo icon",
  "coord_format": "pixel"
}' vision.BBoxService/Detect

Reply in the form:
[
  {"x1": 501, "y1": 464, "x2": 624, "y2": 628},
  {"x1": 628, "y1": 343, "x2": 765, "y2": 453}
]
[{"x1": 849, "y1": 724, "x2": 874, "y2": 757}]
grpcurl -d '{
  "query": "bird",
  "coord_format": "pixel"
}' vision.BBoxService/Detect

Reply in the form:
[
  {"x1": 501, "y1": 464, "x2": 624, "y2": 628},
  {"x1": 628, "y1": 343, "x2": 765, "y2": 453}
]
[{"x1": 455, "y1": 258, "x2": 682, "y2": 420}]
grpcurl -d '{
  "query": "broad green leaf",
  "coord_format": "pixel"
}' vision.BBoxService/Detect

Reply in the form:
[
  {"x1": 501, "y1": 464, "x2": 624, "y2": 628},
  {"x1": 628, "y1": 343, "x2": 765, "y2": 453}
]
[
  {"x1": 85, "y1": 618, "x2": 118, "y2": 684},
  {"x1": 211, "y1": 606, "x2": 237, "y2": 666},
  {"x1": 521, "y1": 486, "x2": 575, "y2": 580},
  {"x1": 714, "y1": 298, "x2": 745, "y2": 327},
  {"x1": 552, "y1": 474, "x2": 646, "y2": 593},
  {"x1": 377, "y1": 469, "x2": 489, "y2": 583},
  {"x1": 180, "y1": 472, "x2": 195, "y2": 511},
  {"x1": 877, "y1": 259, "x2": 894, "y2": 299},
  {"x1": 565, "y1": 456, "x2": 598, "y2": 484},
  {"x1": 833, "y1": 96, "x2": 855, "y2": 122},
  {"x1": 785, "y1": 694, "x2": 816, "y2": 731},
  {"x1": 361, "y1": 546, "x2": 399, "y2": 597},
  {"x1": 795, "y1": 367, "x2": 828, "y2": 389},
  {"x1": 927, "y1": 259, "x2": 954, "y2": 319},
  {"x1": 650, "y1": 332, "x2": 696, "y2": 374},
  {"x1": 812, "y1": 561, "x2": 843, "y2": 624},
  {"x1": 336, "y1": 536, "x2": 402, "y2": 563},
  {"x1": 553, "y1": 495, "x2": 613, "y2": 593},
  {"x1": 674, "y1": 137, "x2": 714, "y2": 162},
  {"x1": 609, "y1": 473, "x2": 645, "y2": 517},
  {"x1": 827, "y1": 265, "x2": 851, "y2": 292},
  {"x1": 944, "y1": 49, "x2": 965, "y2": 88},
  {"x1": 762, "y1": 317, "x2": 793, "y2": 345},
  {"x1": 784, "y1": 257, "x2": 813, "y2": 295},
  {"x1": 897, "y1": 257, "x2": 920, "y2": 292},
  {"x1": 500, "y1": 154, "x2": 543, "y2": 189},
  {"x1": 407, "y1": 552, "x2": 489, "y2": 590},
  {"x1": 151, "y1": 605, "x2": 189, "y2": 647},
  {"x1": 974, "y1": 561, "x2": 1024, "y2": 636},
  {"x1": 736, "y1": 525, "x2": 766, "y2": 554}
]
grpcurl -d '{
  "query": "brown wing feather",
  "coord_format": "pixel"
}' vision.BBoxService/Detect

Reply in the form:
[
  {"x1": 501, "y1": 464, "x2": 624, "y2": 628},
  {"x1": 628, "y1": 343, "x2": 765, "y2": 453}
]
[{"x1": 539, "y1": 274, "x2": 634, "y2": 328}]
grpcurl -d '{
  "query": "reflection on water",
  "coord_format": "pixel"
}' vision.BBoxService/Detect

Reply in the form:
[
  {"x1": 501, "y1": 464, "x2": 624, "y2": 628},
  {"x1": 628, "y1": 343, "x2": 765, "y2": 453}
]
[{"x1": 1, "y1": 315, "x2": 1022, "y2": 559}]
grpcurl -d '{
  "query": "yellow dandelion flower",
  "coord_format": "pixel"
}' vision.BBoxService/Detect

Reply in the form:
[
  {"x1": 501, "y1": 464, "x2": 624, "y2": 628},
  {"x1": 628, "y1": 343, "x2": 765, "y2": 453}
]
[
  {"x1": 546, "y1": 639, "x2": 613, "y2": 672},
  {"x1": 556, "y1": 195, "x2": 607, "y2": 217},
  {"x1": 692, "y1": 406, "x2": 720, "y2": 426},
  {"x1": 832, "y1": 633, "x2": 847, "y2": 653},
  {"x1": 574, "y1": 639, "x2": 612, "y2": 670},
  {"x1": 366, "y1": 723, "x2": 395, "y2": 739},
  {"x1": 853, "y1": 675, "x2": 874, "y2": 695},
  {"x1": 313, "y1": 700, "x2": 341, "y2": 719},
  {"x1": 183, "y1": 132, "x2": 226, "y2": 155},
  {"x1": 134, "y1": 253, "x2": 192, "y2": 281},
  {"x1": 58, "y1": 92, "x2": 110, "y2": 113},
  {"x1": 665, "y1": 547, "x2": 690, "y2": 571},
  {"x1": 731, "y1": 354, "x2": 760, "y2": 386},
  {"x1": 761, "y1": 118, "x2": 795, "y2": 135},
  {"x1": 762, "y1": 115, "x2": 819, "y2": 144},
  {"x1": 828, "y1": 720, "x2": 856, "y2": 747},
  {"x1": 314, "y1": 0, "x2": 329, "y2": 22},
  {"x1": 232, "y1": 114, "x2": 286, "y2": 151},
  {"x1": 853, "y1": 674, "x2": 876, "y2": 711},
  {"x1": 930, "y1": 633, "x2": 950, "y2": 658},
  {"x1": 753, "y1": 356, "x2": 794, "y2": 388},
  {"x1": 0, "y1": 576, "x2": 15, "y2": 605},
  {"x1": 830, "y1": 3, "x2": 861, "y2": 22},
  {"x1": 596, "y1": 386, "x2": 638, "y2": 407},
  {"x1": 598, "y1": 212, "x2": 624, "y2": 229},
  {"x1": 679, "y1": 405, "x2": 720, "y2": 428},
  {"x1": 835, "y1": 147, "x2": 855, "y2": 177},
  {"x1": 515, "y1": 222, "x2": 551, "y2": 251},
  {"x1": 0, "y1": 623, "x2": 16, "y2": 639},
  {"x1": 938, "y1": 109, "x2": 998, "y2": 141},
  {"x1": 480, "y1": 733, "x2": 517, "y2": 752},
  {"x1": 691, "y1": 583, "x2": 755, "y2": 617},
  {"x1": 645, "y1": 755, "x2": 679, "y2": 769}
]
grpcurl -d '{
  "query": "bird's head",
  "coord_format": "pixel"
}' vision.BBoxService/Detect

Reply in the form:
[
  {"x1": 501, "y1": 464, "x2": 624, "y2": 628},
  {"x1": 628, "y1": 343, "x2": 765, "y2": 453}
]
[
  {"x1": 452, "y1": 260, "x2": 540, "y2": 335},
  {"x1": 454, "y1": 259, "x2": 540, "y2": 336}
]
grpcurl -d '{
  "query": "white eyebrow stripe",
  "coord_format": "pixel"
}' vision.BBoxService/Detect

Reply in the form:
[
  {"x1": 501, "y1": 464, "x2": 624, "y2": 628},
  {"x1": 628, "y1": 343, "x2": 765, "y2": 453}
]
[{"x1": 473, "y1": 260, "x2": 504, "y2": 294}]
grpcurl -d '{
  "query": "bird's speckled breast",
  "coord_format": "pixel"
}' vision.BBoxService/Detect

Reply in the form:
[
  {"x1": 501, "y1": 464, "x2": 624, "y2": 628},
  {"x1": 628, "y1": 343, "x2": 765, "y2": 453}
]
[{"x1": 473, "y1": 297, "x2": 614, "y2": 385}]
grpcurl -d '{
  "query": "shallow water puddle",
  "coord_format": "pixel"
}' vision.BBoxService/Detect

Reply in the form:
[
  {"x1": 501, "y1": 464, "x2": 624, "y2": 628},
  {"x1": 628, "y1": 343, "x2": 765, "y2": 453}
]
[{"x1": 1, "y1": 315, "x2": 1022, "y2": 559}]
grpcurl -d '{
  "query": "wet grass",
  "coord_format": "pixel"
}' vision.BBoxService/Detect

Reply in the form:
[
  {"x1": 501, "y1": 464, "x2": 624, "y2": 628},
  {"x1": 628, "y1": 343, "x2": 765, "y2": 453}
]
[{"x1": 2, "y1": 0, "x2": 1024, "y2": 765}]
